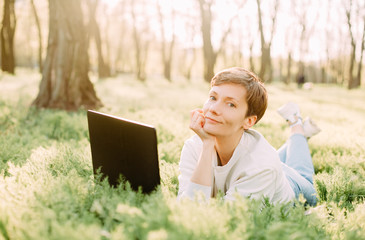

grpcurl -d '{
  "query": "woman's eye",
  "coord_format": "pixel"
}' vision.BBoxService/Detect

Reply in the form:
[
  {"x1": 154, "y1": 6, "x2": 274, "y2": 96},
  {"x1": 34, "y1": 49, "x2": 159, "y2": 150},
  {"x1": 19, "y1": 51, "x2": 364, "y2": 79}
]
[
  {"x1": 228, "y1": 103, "x2": 236, "y2": 108},
  {"x1": 209, "y1": 96, "x2": 216, "y2": 100}
]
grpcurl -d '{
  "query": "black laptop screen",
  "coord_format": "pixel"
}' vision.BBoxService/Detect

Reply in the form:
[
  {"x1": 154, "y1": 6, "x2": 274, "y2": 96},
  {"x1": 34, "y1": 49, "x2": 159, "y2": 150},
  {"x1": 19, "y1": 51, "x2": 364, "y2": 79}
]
[{"x1": 87, "y1": 110, "x2": 160, "y2": 193}]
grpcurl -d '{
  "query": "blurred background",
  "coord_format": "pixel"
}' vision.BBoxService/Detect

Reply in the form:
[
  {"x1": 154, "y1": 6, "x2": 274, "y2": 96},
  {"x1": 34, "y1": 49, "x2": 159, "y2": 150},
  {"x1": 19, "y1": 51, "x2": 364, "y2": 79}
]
[{"x1": 0, "y1": 0, "x2": 364, "y2": 109}]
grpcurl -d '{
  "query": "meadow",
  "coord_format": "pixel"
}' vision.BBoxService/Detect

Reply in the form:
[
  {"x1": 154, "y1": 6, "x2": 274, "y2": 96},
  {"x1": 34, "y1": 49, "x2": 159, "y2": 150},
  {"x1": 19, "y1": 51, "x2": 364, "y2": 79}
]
[{"x1": 0, "y1": 69, "x2": 364, "y2": 239}]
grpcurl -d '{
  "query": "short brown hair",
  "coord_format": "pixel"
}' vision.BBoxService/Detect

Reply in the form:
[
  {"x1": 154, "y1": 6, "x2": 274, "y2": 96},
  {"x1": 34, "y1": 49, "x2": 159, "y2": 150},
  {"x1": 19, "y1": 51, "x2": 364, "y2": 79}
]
[{"x1": 210, "y1": 67, "x2": 268, "y2": 124}]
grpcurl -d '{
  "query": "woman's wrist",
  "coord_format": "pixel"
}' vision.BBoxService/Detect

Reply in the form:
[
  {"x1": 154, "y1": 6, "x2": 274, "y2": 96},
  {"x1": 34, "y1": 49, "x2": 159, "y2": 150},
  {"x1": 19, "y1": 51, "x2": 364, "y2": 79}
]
[{"x1": 202, "y1": 138, "x2": 215, "y2": 148}]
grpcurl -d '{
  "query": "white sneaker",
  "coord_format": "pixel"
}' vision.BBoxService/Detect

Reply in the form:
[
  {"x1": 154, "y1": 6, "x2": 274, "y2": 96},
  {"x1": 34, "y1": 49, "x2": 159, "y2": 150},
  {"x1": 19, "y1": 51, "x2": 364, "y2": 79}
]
[
  {"x1": 303, "y1": 117, "x2": 321, "y2": 138},
  {"x1": 277, "y1": 102, "x2": 301, "y2": 125}
]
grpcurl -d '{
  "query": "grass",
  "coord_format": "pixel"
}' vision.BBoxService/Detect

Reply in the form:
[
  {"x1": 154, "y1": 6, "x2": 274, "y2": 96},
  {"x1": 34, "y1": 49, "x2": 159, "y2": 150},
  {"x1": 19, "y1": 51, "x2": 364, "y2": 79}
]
[{"x1": 0, "y1": 69, "x2": 365, "y2": 239}]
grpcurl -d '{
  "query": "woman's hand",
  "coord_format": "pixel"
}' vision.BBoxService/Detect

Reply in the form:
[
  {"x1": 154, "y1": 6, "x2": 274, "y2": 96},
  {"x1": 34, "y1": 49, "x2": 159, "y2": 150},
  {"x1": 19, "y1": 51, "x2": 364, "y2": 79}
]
[
  {"x1": 189, "y1": 109, "x2": 216, "y2": 187},
  {"x1": 190, "y1": 109, "x2": 215, "y2": 142}
]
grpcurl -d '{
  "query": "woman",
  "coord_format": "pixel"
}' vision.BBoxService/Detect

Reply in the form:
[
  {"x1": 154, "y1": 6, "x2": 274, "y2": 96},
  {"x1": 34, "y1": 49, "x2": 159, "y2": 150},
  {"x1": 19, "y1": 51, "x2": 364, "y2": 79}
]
[{"x1": 177, "y1": 67, "x2": 320, "y2": 205}]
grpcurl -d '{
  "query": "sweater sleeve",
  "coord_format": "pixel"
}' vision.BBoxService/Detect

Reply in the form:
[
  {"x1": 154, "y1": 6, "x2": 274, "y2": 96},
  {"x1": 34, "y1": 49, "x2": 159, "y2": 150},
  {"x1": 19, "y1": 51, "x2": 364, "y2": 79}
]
[
  {"x1": 177, "y1": 137, "x2": 212, "y2": 201},
  {"x1": 224, "y1": 167, "x2": 277, "y2": 202}
]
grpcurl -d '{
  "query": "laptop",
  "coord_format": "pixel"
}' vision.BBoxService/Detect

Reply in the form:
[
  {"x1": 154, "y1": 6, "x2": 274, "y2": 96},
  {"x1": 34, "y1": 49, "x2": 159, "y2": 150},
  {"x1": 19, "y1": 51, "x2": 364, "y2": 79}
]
[{"x1": 87, "y1": 110, "x2": 160, "y2": 194}]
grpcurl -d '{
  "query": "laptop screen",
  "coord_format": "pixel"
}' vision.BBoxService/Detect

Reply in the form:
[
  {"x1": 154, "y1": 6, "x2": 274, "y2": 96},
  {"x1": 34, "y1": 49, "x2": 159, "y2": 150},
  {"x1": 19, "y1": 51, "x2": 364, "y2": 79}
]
[{"x1": 87, "y1": 110, "x2": 160, "y2": 193}]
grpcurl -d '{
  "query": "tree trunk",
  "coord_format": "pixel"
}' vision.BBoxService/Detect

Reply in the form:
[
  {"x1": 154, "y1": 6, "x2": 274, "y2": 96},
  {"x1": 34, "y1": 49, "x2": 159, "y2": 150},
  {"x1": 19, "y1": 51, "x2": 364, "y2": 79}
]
[
  {"x1": 131, "y1": 0, "x2": 148, "y2": 81},
  {"x1": 32, "y1": 0, "x2": 102, "y2": 110},
  {"x1": 87, "y1": 0, "x2": 110, "y2": 79},
  {"x1": 320, "y1": 66, "x2": 326, "y2": 83},
  {"x1": 205, "y1": 53, "x2": 216, "y2": 82},
  {"x1": 104, "y1": 11, "x2": 112, "y2": 76},
  {"x1": 285, "y1": 52, "x2": 292, "y2": 84},
  {"x1": 198, "y1": 0, "x2": 216, "y2": 82},
  {"x1": 114, "y1": 0, "x2": 128, "y2": 73},
  {"x1": 197, "y1": 0, "x2": 243, "y2": 82},
  {"x1": 157, "y1": 0, "x2": 175, "y2": 81},
  {"x1": 344, "y1": 0, "x2": 359, "y2": 89},
  {"x1": 256, "y1": 0, "x2": 278, "y2": 82},
  {"x1": 0, "y1": 0, "x2": 16, "y2": 74},
  {"x1": 295, "y1": 0, "x2": 318, "y2": 84},
  {"x1": 163, "y1": 60, "x2": 172, "y2": 81},
  {"x1": 249, "y1": 41, "x2": 255, "y2": 72},
  {"x1": 355, "y1": 20, "x2": 365, "y2": 88},
  {"x1": 181, "y1": 47, "x2": 196, "y2": 81},
  {"x1": 279, "y1": 57, "x2": 283, "y2": 83},
  {"x1": 256, "y1": 0, "x2": 266, "y2": 81},
  {"x1": 30, "y1": 0, "x2": 42, "y2": 73},
  {"x1": 347, "y1": 36, "x2": 356, "y2": 89}
]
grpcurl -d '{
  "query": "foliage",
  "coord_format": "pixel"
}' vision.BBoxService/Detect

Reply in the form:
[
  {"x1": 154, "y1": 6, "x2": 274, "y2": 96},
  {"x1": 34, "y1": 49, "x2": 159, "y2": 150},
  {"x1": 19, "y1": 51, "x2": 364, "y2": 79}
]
[{"x1": 0, "y1": 72, "x2": 365, "y2": 239}]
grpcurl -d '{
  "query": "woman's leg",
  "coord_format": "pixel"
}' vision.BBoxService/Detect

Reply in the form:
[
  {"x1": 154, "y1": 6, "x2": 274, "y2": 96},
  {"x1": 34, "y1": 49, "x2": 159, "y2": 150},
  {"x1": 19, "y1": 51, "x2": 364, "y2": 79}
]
[
  {"x1": 281, "y1": 125, "x2": 317, "y2": 205},
  {"x1": 282, "y1": 162, "x2": 317, "y2": 206},
  {"x1": 277, "y1": 102, "x2": 320, "y2": 206},
  {"x1": 284, "y1": 132, "x2": 314, "y2": 184},
  {"x1": 277, "y1": 126, "x2": 313, "y2": 177}
]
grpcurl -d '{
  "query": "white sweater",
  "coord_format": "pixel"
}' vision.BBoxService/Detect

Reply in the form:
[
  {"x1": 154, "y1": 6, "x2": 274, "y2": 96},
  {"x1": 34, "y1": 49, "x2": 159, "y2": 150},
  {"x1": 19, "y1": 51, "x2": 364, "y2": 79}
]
[{"x1": 178, "y1": 129, "x2": 295, "y2": 203}]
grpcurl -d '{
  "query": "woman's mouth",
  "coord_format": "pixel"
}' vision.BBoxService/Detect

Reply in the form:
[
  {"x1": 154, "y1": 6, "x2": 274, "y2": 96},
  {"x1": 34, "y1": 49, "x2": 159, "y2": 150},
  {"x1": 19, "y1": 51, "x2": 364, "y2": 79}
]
[{"x1": 205, "y1": 117, "x2": 221, "y2": 124}]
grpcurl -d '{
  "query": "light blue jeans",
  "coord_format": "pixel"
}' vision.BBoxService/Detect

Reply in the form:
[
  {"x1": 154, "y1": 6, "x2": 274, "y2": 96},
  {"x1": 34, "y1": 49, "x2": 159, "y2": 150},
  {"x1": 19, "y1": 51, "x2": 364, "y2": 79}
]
[{"x1": 277, "y1": 134, "x2": 317, "y2": 206}]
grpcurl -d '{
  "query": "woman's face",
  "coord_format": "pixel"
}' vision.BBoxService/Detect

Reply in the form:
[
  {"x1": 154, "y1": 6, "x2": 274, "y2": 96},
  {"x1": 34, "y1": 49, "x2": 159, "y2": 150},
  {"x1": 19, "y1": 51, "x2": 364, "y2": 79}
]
[{"x1": 202, "y1": 83, "x2": 254, "y2": 137}]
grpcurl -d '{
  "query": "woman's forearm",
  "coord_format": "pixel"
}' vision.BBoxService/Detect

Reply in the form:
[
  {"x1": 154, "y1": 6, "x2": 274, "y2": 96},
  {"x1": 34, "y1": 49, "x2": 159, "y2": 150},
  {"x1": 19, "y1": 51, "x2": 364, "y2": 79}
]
[{"x1": 190, "y1": 140, "x2": 215, "y2": 186}]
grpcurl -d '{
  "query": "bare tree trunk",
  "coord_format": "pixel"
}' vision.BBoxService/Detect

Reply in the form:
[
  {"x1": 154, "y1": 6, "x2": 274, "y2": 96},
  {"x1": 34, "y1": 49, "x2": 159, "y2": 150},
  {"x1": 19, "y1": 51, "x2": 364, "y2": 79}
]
[
  {"x1": 320, "y1": 65, "x2": 326, "y2": 83},
  {"x1": 197, "y1": 0, "x2": 216, "y2": 82},
  {"x1": 249, "y1": 41, "x2": 255, "y2": 72},
  {"x1": 279, "y1": 57, "x2": 283, "y2": 83},
  {"x1": 113, "y1": 1, "x2": 127, "y2": 73},
  {"x1": 322, "y1": 0, "x2": 333, "y2": 85},
  {"x1": 182, "y1": 48, "x2": 196, "y2": 81},
  {"x1": 0, "y1": 0, "x2": 16, "y2": 74},
  {"x1": 334, "y1": 15, "x2": 347, "y2": 85},
  {"x1": 345, "y1": 0, "x2": 357, "y2": 89},
  {"x1": 32, "y1": 0, "x2": 102, "y2": 110},
  {"x1": 104, "y1": 12, "x2": 112, "y2": 75},
  {"x1": 256, "y1": 0, "x2": 266, "y2": 80},
  {"x1": 179, "y1": 10, "x2": 198, "y2": 81},
  {"x1": 321, "y1": 45, "x2": 330, "y2": 84},
  {"x1": 256, "y1": 0, "x2": 278, "y2": 82},
  {"x1": 87, "y1": 0, "x2": 110, "y2": 79},
  {"x1": 294, "y1": 0, "x2": 319, "y2": 84},
  {"x1": 30, "y1": 0, "x2": 42, "y2": 73},
  {"x1": 130, "y1": 0, "x2": 149, "y2": 81},
  {"x1": 157, "y1": 0, "x2": 175, "y2": 81},
  {"x1": 197, "y1": 0, "x2": 244, "y2": 82},
  {"x1": 285, "y1": 52, "x2": 292, "y2": 84},
  {"x1": 355, "y1": 20, "x2": 365, "y2": 87}
]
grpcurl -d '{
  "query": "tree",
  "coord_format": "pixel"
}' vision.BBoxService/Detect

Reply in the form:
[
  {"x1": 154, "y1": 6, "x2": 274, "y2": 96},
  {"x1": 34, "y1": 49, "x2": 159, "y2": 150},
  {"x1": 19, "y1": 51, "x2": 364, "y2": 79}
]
[
  {"x1": 282, "y1": 22, "x2": 294, "y2": 85},
  {"x1": 30, "y1": 0, "x2": 43, "y2": 73},
  {"x1": 197, "y1": 0, "x2": 214, "y2": 82},
  {"x1": 345, "y1": 0, "x2": 357, "y2": 89},
  {"x1": 156, "y1": 0, "x2": 176, "y2": 81},
  {"x1": 344, "y1": 0, "x2": 365, "y2": 89},
  {"x1": 256, "y1": 0, "x2": 279, "y2": 82},
  {"x1": 197, "y1": 0, "x2": 245, "y2": 82},
  {"x1": 356, "y1": 20, "x2": 365, "y2": 87},
  {"x1": 319, "y1": 0, "x2": 333, "y2": 84},
  {"x1": 282, "y1": 2, "x2": 297, "y2": 85},
  {"x1": 32, "y1": 0, "x2": 102, "y2": 110},
  {"x1": 130, "y1": 0, "x2": 150, "y2": 81},
  {"x1": 87, "y1": 0, "x2": 111, "y2": 79},
  {"x1": 294, "y1": 0, "x2": 319, "y2": 83},
  {"x1": 113, "y1": 0, "x2": 130, "y2": 74},
  {"x1": 176, "y1": 4, "x2": 199, "y2": 81},
  {"x1": 244, "y1": 16, "x2": 257, "y2": 73},
  {"x1": 1, "y1": 0, "x2": 16, "y2": 74},
  {"x1": 180, "y1": 21, "x2": 197, "y2": 81}
]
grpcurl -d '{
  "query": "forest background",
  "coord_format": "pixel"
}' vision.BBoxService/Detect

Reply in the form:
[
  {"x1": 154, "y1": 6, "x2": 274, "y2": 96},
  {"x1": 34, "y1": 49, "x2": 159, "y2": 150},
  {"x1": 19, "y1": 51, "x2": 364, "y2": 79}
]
[
  {"x1": 0, "y1": 0, "x2": 365, "y2": 239},
  {"x1": 2, "y1": 0, "x2": 365, "y2": 93}
]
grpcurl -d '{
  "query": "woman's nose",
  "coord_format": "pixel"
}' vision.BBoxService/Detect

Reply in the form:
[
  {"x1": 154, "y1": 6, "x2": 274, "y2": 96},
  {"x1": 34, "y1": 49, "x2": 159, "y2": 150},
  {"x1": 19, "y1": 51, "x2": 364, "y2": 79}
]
[{"x1": 209, "y1": 101, "x2": 221, "y2": 115}]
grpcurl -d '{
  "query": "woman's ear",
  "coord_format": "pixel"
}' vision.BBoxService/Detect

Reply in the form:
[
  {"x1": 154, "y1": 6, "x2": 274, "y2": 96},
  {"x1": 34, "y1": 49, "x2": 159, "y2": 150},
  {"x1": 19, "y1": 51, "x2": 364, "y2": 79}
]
[{"x1": 243, "y1": 115, "x2": 257, "y2": 130}]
